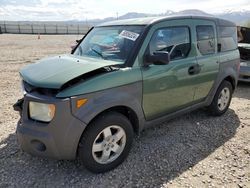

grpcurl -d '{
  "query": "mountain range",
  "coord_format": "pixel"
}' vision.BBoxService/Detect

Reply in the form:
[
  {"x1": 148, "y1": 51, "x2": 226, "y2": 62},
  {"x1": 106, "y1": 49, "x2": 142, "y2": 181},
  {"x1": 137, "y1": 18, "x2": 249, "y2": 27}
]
[{"x1": 83, "y1": 9, "x2": 250, "y2": 26}]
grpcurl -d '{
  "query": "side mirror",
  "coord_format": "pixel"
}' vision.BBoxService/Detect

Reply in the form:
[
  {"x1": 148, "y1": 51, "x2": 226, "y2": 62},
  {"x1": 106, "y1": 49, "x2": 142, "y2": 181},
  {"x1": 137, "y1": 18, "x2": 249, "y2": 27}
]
[
  {"x1": 71, "y1": 38, "x2": 83, "y2": 54},
  {"x1": 144, "y1": 51, "x2": 170, "y2": 66},
  {"x1": 70, "y1": 42, "x2": 78, "y2": 50},
  {"x1": 71, "y1": 39, "x2": 82, "y2": 50}
]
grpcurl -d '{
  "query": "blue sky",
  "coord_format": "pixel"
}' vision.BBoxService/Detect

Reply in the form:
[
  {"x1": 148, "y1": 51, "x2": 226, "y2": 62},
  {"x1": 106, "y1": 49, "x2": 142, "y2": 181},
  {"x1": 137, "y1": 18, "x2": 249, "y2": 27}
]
[{"x1": 0, "y1": 0, "x2": 250, "y2": 21}]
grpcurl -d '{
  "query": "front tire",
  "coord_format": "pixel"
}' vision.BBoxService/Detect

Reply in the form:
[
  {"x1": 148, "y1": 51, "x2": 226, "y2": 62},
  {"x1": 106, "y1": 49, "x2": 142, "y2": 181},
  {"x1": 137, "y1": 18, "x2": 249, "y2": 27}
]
[
  {"x1": 208, "y1": 80, "x2": 233, "y2": 116},
  {"x1": 78, "y1": 112, "x2": 134, "y2": 173}
]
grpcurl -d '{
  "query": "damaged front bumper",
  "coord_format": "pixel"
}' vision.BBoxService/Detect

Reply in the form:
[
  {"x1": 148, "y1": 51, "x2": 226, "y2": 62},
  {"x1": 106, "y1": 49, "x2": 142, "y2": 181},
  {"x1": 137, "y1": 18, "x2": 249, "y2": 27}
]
[{"x1": 13, "y1": 93, "x2": 87, "y2": 160}]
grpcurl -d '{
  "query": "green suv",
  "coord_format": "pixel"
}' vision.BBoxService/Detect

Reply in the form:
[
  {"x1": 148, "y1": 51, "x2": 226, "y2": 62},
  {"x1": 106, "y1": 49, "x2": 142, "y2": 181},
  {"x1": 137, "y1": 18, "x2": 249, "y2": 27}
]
[{"x1": 14, "y1": 15, "x2": 240, "y2": 173}]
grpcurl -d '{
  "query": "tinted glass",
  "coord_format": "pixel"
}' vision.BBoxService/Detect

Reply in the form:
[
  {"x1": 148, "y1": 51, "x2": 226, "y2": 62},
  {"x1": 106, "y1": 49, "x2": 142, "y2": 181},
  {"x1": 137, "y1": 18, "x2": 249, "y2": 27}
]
[
  {"x1": 149, "y1": 27, "x2": 191, "y2": 60},
  {"x1": 196, "y1": 25, "x2": 215, "y2": 55},
  {"x1": 218, "y1": 26, "x2": 237, "y2": 52}
]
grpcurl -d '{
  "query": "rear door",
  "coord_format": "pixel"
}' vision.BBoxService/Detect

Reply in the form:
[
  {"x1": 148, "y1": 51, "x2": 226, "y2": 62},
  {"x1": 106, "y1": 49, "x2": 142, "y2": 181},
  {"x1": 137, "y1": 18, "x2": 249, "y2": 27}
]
[{"x1": 192, "y1": 20, "x2": 220, "y2": 101}]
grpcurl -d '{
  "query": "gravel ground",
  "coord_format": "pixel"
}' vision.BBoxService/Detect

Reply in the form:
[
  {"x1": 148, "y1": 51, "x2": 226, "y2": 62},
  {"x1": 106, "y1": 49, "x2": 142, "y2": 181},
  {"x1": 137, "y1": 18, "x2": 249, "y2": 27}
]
[{"x1": 0, "y1": 34, "x2": 250, "y2": 188}]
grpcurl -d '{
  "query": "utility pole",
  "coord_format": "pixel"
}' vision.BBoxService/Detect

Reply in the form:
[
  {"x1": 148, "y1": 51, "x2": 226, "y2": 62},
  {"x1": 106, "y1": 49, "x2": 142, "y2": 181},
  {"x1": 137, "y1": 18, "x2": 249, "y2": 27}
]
[
  {"x1": 18, "y1": 21, "x2": 21, "y2": 34},
  {"x1": 116, "y1": 12, "x2": 119, "y2": 20},
  {"x1": 4, "y1": 20, "x2": 7, "y2": 33}
]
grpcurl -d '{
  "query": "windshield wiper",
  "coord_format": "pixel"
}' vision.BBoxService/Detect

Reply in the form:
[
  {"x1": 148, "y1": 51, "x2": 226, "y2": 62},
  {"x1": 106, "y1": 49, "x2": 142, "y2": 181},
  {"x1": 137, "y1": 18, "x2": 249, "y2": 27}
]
[{"x1": 91, "y1": 48, "x2": 107, "y2": 60}]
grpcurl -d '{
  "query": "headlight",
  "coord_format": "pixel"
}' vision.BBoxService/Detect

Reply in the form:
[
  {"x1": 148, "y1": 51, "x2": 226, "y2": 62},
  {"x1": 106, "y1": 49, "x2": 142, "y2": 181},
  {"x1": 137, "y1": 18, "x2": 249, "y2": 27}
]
[{"x1": 29, "y1": 102, "x2": 55, "y2": 122}]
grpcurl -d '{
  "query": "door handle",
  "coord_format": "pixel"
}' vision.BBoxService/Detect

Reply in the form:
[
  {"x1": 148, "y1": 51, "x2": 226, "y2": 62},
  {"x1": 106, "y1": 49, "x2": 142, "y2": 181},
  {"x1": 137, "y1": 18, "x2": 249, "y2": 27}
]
[
  {"x1": 188, "y1": 66, "x2": 196, "y2": 75},
  {"x1": 188, "y1": 64, "x2": 201, "y2": 75}
]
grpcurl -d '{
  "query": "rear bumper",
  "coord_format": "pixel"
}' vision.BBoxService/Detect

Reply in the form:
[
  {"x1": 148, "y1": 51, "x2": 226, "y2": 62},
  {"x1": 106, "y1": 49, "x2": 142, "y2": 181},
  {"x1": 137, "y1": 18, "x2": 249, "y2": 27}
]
[{"x1": 14, "y1": 93, "x2": 87, "y2": 160}]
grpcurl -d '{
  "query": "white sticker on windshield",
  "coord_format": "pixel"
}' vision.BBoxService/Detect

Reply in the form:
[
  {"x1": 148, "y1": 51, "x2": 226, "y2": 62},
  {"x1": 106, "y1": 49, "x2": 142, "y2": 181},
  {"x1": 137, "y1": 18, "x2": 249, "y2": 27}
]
[{"x1": 119, "y1": 30, "x2": 140, "y2": 41}]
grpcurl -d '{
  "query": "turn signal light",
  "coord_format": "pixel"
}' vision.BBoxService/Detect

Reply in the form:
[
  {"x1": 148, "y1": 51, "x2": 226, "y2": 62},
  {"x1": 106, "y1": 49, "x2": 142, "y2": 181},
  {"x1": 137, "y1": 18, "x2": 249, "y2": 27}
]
[{"x1": 76, "y1": 99, "x2": 88, "y2": 108}]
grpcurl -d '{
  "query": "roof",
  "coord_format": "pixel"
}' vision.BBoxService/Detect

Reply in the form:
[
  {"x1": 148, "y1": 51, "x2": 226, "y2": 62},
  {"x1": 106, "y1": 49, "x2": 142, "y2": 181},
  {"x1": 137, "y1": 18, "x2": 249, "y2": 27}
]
[
  {"x1": 98, "y1": 14, "x2": 236, "y2": 27},
  {"x1": 98, "y1": 17, "x2": 161, "y2": 26}
]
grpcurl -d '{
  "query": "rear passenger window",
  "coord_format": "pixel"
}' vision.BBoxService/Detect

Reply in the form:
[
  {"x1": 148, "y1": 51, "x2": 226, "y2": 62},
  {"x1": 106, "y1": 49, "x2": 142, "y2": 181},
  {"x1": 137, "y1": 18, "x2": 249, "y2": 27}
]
[
  {"x1": 196, "y1": 25, "x2": 215, "y2": 55},
  {"x1": 218, "y1": 26, "x2": 237, "y2": 52},
  {"x1": 149, "y1": 27, "x2": 191, "y2": 61}
]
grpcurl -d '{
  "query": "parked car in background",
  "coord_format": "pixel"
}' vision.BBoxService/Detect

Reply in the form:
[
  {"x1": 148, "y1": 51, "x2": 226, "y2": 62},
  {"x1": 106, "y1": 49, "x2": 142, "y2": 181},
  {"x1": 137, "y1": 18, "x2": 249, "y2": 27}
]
[
  {"x1": 14, "y1": 15, "x2": 240, "y2": 173},
  {"x1": 238, "y1": 26, "x2": 250, "y2": 82}
]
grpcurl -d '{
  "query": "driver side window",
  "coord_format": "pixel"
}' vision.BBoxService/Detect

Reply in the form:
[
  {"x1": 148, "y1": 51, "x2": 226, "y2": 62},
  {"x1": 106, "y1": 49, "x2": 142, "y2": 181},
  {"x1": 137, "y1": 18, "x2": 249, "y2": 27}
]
[{"x1": 149, "y1": 27, "x2": 191, "y2": 61}]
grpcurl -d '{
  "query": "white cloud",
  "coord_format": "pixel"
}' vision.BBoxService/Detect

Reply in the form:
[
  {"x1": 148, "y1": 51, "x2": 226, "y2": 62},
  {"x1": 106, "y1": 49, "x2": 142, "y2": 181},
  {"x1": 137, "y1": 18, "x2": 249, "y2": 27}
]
[
  {"x1": 0, "y1": 8, "x2": 5, "y2": 16},
  {"x1": 0, "y1": 0, "x2": 249, "y2": 21}
]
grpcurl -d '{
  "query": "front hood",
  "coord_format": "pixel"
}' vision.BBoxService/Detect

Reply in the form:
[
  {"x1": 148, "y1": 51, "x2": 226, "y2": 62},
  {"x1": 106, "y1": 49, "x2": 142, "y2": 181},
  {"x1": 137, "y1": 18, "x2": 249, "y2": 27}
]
[
  {"x1": 238, "y1": 43, "x2": 250, "y2": 49},
  {"x1": 20, "y1": 54, "x2": 121, "y2": 89}
]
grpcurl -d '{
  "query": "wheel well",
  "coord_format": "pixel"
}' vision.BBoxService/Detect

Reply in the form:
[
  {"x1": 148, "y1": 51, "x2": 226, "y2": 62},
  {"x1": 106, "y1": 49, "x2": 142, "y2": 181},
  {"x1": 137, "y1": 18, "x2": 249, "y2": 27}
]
[
  {"x1": 88, "y1": 106, "x2": 140, "y2": 135},
  {"x1": 224, "y1": 76, "x2": 236, "y2": 91}
]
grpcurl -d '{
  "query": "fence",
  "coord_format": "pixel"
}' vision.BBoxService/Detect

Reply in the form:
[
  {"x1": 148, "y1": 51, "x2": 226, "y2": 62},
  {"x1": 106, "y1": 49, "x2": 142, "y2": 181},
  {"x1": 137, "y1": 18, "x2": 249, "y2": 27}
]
[{"x1": 0, "y1": 21, "x2": 94, "y2": 35}]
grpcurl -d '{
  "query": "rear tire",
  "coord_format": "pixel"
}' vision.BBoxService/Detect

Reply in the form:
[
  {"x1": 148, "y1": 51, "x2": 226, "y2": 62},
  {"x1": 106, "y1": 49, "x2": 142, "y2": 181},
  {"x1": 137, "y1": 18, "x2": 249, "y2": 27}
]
[
  {"x1": 208, "y1": 80, "x2": 233, "y2": 116},
  {"x1": 78, "y1": 112, "x2": 134, "y2": 173}
]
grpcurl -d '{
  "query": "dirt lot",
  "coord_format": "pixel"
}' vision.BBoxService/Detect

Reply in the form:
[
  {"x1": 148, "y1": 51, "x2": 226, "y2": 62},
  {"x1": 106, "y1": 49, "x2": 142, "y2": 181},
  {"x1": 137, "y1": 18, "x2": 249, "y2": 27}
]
[{"x1": 0, "y1": 34, "x2": 249, "y2": 188}]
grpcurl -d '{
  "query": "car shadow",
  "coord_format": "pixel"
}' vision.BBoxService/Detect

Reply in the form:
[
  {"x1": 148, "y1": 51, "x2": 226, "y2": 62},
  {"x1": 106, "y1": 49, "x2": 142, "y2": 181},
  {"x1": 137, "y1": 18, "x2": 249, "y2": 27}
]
[
  {"x1": 0, "y1": 109, "x2": 240, "y2": 187},
  {"x1": 234, "y1": 82, "x2": 250, "y2": 100}
]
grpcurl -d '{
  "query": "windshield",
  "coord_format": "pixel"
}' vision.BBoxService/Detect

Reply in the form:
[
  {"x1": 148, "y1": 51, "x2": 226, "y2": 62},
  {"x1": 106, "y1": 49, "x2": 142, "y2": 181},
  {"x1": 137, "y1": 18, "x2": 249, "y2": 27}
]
[{"x1": 74, "y1": 26, "x2": 144, "y2": 63}]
